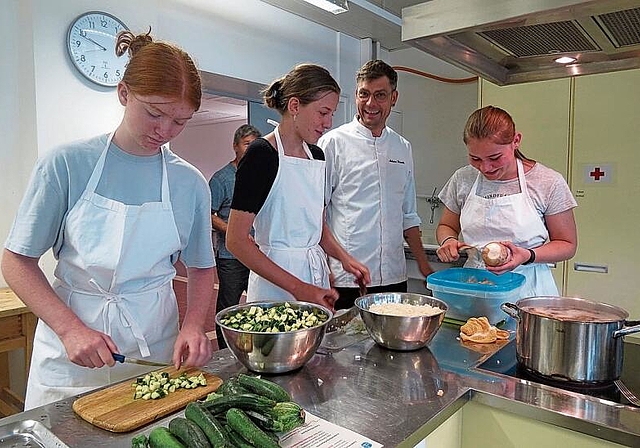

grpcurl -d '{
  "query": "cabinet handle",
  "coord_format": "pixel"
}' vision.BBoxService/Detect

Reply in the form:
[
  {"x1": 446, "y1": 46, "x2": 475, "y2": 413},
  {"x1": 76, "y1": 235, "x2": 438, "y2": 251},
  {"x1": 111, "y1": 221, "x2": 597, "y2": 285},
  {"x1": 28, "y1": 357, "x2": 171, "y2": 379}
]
[{"x1": 574, "y1": 263, "x2": 608, "y2": 274}]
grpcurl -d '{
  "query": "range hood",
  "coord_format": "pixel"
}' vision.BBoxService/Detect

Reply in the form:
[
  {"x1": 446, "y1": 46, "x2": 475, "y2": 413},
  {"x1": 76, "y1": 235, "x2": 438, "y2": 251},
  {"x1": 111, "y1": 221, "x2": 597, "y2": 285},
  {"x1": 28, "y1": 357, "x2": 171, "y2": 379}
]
[{"x1": 402, "y1": 0, "x2": 640, "y2": 85}]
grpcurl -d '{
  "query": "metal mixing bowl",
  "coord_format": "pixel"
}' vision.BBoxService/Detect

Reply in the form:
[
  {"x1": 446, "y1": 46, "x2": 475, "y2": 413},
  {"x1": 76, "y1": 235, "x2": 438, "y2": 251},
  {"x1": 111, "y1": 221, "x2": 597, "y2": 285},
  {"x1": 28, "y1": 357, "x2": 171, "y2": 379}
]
[
  {"x1": 355, "y1": 293, "x2": 448, "y2": 351},
  {"x1": 215, "y1": 301, "x2": 332, "y2": 374}
]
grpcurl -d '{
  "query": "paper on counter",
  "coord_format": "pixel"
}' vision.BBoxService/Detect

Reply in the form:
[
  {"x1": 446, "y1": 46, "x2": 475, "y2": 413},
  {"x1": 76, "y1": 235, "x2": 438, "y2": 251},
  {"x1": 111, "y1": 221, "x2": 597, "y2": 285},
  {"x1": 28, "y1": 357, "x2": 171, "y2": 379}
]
[{"x1": 279, "y1": 411, "x2": 383, "y2": 448}]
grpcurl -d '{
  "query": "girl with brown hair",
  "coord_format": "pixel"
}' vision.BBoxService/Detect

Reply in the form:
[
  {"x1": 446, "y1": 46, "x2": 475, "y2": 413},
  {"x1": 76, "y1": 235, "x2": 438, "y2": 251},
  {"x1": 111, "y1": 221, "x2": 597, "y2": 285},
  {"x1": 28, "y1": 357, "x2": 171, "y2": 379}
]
[
  {"x1": 2, "y1": 30, "x2": 215, "y2": 409},
  {"x1": 436, "y1": 105, "x2": 577, "y2": 297}
]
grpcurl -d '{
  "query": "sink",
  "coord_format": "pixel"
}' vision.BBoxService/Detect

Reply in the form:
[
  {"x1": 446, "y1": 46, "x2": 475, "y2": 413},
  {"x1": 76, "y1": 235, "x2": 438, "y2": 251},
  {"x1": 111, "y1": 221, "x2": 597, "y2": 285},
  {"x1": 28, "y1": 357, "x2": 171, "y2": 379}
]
[{"x1": 0, "y1": 420, "x2": 69, "y2": 448}]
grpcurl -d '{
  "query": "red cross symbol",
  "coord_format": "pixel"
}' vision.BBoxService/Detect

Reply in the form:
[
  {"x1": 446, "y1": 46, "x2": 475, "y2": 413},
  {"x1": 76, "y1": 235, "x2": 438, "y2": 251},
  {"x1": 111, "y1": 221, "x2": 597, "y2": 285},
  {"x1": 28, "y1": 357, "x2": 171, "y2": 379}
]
[{"x1": 590, "y1": 167, "x2": 606, "y2": 181}]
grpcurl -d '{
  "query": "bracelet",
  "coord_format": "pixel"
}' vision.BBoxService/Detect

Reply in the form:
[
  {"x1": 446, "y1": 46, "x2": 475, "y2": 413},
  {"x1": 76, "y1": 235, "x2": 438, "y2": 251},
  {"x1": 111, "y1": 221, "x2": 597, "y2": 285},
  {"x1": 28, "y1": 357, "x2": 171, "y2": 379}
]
[
  {"x1": 523, "y1": 248, "x2": 536, "y2": 265},
  {"x1": 439, "y1": 236, "x2": 458, "y2": 246}
]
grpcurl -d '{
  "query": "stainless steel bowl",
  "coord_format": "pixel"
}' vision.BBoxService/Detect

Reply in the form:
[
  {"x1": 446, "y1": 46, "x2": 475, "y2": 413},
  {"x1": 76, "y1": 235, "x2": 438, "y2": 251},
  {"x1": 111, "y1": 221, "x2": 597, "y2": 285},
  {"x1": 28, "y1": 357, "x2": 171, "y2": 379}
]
[
  {"x1": 355, "y1": 293, "x2": 447, "y2": 351},
  {"x1": 215, "y1": 301, "x2": 332, "y2": 374}
]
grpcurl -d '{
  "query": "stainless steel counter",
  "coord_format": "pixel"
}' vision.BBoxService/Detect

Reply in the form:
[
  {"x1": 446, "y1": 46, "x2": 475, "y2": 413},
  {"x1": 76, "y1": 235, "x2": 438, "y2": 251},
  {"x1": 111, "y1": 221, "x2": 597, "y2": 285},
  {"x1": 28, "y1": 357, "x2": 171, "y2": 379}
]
[{"x1": 2, "y1": 323, "x2": 640, "y2": 447}]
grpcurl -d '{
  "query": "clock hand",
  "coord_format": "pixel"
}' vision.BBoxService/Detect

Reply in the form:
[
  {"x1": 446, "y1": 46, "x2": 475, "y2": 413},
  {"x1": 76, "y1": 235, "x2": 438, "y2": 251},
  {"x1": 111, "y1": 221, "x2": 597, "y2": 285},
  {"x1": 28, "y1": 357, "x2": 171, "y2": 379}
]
[{"x1": 79, "y1": 32, "x2": 107, "y2": 51}]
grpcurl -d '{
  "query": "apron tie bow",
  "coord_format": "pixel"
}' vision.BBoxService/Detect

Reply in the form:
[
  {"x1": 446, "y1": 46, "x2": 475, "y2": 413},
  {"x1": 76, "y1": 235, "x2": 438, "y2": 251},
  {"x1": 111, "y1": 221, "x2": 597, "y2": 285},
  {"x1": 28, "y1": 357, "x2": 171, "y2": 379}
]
[{"x1": 89, "y1": 279, "x2": 151, "y2": 357}]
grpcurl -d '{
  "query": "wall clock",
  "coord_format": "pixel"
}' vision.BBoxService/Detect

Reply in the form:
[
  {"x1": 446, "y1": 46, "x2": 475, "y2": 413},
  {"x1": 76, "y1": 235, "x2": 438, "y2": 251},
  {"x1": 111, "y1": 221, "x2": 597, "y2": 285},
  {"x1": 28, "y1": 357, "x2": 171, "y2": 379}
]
[{"x1": 66, "y1": 11, "x2": 129, "y2": 87}]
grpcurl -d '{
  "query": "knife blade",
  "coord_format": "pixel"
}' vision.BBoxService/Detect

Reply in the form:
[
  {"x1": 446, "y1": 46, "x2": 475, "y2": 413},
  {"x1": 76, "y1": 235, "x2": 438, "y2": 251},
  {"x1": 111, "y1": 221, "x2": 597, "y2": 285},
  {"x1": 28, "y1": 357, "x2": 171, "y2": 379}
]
[{"x1": 112, "y1": 353, "x2": 170, "y2": 367}]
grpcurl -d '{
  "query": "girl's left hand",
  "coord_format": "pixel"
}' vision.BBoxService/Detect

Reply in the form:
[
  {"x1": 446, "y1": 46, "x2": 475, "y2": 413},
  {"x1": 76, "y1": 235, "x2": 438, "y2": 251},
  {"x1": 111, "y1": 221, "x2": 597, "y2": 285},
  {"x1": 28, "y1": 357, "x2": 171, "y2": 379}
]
[
  {"x1": 172, "y1": 324, "x2": 213, "y2": 369},
  {"x1": 485, "y1": 241, "x2": 530, "y2": 275}
]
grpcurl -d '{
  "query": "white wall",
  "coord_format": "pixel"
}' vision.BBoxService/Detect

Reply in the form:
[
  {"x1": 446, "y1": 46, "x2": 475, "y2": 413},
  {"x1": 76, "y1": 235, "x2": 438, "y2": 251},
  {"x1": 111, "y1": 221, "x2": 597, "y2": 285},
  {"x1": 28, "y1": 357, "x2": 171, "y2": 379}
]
[
  {"x1": 0, "y1": 0, "x2": 477, "y2": 286},
  {"x1": 1, "y1": 1, "x2": 38, "y2": 278},
  {"x1": 388, "y1": 50, "x2": 478, "y2": 244}
]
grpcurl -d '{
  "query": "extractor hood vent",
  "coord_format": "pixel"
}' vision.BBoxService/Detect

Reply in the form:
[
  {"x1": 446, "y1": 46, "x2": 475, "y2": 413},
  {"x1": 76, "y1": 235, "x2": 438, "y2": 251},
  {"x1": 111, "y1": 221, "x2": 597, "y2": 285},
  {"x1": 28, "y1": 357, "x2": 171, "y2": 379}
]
[
  {"x1": 402, "y1": 0, "x2": 640, "y2": 85},
  {"x1": 598, "y1": 8, "x2": 640, "y2": 47},
  {"x1": 478, "y1": 22, "x2": 600, "y2": 57}
]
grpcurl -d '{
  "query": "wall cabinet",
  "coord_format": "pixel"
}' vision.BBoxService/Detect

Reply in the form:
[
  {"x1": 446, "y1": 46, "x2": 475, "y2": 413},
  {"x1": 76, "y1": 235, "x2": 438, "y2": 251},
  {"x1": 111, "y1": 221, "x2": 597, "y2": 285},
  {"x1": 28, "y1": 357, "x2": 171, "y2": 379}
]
[{"x1": 480, "y1": 69, "x2": 640, "y2": 322}]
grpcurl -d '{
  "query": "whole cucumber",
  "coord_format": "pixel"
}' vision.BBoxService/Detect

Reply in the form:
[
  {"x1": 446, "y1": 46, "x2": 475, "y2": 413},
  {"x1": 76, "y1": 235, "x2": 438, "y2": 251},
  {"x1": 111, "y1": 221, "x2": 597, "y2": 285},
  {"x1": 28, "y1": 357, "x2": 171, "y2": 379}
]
[
  {"x1": 203, "y1": 393, "x2": 276, "y2": 416},
  {"x1": 185, "y1": 401, "x2": 231, "y2": 447},
  {"x1": 226, "y1": 408, "x2": 280, "y2": 448},
  {"x1": 148, "y1": 427, "x2": 185, "y2": 448},
  {"x1": 168, "y1": 417, "x2": 211, "y2": 448},
  {"x1": 237, "y1": 374, "x2": 291, "y2": 402}
]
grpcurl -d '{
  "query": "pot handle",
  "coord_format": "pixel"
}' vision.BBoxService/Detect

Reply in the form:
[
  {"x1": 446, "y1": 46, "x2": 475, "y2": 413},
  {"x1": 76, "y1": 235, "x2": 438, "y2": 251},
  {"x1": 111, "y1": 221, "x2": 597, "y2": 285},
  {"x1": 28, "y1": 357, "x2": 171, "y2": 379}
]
[
  {"x1": 501, "y1": 302, "x2": 520, "y2": 320},
  {"x1": 613, "y1": 321, "x2": 640, "y2": 338}
]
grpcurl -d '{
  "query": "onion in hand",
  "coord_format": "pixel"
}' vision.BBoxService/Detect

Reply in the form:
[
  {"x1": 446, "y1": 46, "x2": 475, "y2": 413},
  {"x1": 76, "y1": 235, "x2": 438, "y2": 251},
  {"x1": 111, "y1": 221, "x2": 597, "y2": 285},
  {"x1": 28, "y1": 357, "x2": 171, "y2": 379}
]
[{"x1": 482, "y1": 242, "x2": 510, "y2": 267}]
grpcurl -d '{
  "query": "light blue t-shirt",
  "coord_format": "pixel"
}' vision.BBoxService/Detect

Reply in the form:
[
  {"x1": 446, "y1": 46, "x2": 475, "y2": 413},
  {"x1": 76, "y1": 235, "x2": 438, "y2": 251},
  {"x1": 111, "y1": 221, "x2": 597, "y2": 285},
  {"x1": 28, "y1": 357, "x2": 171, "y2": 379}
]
[{"x1": 5, "y1": 134, "x2": 214, "y2": 269}]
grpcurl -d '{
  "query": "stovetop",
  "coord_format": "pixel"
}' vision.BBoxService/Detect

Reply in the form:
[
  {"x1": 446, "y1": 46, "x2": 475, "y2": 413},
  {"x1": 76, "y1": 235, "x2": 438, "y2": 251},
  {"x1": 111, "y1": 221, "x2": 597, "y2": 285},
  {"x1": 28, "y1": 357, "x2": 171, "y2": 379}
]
[{"x1": 476, "y1": 339, "x2": 640, "y2": 406}]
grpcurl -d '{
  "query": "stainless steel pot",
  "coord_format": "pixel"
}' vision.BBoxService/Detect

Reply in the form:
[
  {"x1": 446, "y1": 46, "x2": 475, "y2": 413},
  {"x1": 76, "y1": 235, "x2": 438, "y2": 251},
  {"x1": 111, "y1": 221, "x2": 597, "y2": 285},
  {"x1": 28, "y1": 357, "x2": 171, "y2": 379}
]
[{"x1": 501, "y1": 296, "x2": 640, "y2": 384}]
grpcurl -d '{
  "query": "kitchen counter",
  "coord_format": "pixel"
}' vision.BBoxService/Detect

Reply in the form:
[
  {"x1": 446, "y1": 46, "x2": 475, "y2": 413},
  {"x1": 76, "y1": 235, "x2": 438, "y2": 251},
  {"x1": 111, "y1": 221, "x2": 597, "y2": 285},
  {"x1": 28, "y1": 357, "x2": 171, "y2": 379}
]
[{"x1": 1, "y1": 323, "x2": 639, "y2": 447}]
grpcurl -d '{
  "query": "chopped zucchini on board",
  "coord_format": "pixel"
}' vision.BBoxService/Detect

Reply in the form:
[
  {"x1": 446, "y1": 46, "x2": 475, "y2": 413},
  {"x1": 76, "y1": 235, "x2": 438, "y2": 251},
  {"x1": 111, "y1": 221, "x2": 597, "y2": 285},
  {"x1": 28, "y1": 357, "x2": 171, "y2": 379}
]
[
  {"x1": 220, "y1": 302, "x2": 329, "y2": 332},
  {"x1": 132, "y1": 372, "x2": 207, "y2": 400}
]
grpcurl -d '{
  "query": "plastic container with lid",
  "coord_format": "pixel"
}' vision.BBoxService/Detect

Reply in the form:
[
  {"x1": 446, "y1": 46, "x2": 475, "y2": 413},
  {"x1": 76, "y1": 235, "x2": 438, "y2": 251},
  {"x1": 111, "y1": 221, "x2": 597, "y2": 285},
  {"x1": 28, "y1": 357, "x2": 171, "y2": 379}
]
[{"x1": 426, "y1": 267, "x2": 525, "y2": 324}]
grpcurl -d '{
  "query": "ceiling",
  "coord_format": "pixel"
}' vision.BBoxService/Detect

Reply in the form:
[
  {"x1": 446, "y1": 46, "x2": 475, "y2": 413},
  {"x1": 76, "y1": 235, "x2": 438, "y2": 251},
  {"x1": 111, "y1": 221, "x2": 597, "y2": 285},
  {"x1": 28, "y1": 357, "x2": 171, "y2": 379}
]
[
  {"x1": 259, "y1": 0, "x2": 422, "y2": 51},
  {"x1": 192, "y1": 93, "x2": 247, "y2": 125},
  {"x1": 403, "y1": 0, "x2": 640, "y2": 85},
  {"x1": 193, "y1": 1, "x2": 422, "y2": 123}
]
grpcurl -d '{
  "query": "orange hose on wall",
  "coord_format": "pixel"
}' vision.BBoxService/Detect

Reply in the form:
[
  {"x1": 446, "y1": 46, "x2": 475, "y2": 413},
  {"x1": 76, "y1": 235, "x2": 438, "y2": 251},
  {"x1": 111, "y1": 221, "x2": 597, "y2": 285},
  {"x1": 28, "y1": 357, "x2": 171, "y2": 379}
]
[{"x1": 392, "y1": 65, "x2": 478, "y2": 84}]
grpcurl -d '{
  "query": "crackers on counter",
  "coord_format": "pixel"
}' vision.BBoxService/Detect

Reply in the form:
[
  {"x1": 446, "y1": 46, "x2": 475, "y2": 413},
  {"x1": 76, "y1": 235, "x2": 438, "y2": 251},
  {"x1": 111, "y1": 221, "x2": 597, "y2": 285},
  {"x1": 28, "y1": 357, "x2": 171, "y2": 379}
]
[{"x1": 459, "y1": 316, "x2": 510, "y2": 343}]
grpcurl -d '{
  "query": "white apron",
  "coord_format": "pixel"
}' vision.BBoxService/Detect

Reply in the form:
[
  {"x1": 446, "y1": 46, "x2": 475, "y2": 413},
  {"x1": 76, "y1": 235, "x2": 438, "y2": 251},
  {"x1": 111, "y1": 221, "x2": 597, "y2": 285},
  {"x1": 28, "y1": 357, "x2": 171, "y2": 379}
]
[
  {"x1": 25, "y1": 134, "x2": 182, "y2": 410},
  {"x1": 460, "y1": 159, "x2": 558, "y2": 298},
  {"x1": 247, "y1": 127, "x2": 330, "y2": 302}
]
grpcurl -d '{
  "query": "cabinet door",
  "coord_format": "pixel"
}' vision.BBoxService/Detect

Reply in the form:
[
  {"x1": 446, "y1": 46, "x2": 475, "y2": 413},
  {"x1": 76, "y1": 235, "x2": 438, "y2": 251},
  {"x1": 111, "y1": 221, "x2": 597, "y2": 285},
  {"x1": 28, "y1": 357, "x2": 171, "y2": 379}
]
[
  {"x1": 567, "y1": 69, "x2": 640, "y2": 316},
  {"x1": 480, "y1": 79, "x2": 572, "y2": 292}
]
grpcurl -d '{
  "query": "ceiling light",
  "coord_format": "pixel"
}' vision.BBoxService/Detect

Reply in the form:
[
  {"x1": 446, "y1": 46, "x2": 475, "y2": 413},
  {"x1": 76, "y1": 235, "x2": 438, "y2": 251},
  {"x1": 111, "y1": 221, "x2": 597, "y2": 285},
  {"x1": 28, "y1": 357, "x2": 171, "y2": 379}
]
[
  {"x1": 300, "y1": 0, "x2": 348, "y2": 14},
  {"x1": 554, "y1": 56, "x2": 577, "y2": 64}
]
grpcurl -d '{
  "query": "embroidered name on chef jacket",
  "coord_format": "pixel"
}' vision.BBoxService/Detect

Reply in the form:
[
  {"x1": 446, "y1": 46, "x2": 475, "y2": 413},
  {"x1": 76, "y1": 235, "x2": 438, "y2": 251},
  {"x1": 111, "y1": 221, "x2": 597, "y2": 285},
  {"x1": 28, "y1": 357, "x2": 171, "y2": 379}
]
[{"x1": 388, "y1": 159, "x2": 405, "y2": 164}]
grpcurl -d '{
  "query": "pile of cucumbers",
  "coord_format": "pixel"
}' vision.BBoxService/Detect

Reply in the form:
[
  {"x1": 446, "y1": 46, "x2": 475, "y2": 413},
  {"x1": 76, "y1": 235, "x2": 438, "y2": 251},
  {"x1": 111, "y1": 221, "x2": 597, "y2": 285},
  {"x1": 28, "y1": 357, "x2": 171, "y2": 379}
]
[{"x1": 131, "y1": 373, "x2": 306, "y2": 447}]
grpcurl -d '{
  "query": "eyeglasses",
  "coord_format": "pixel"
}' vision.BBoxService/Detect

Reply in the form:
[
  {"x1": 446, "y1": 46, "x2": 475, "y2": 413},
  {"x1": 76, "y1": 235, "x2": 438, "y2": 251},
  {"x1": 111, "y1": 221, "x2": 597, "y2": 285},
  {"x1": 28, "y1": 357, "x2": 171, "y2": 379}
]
[{"x1": 356, "y1": 89, "x2": 394, "y2": 102}]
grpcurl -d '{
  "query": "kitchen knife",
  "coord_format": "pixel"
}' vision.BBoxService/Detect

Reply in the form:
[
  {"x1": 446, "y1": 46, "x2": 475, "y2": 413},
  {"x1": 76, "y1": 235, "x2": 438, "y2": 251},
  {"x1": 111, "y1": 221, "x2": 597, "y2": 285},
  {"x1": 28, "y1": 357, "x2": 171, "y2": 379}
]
[{"x1": 112, "y1": 353, "x2": 170, "y2": 367}]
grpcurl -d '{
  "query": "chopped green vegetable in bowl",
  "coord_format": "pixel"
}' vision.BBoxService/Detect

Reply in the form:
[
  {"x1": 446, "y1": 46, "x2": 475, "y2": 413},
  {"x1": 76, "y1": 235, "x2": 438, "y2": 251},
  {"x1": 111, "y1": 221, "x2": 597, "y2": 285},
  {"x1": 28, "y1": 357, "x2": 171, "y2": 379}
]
[
  {"x1": 216, "y1": 301, "x2": 332, "y2": 373},
  {"x1": 219, "y1": 302, "x2": 329, "y2": 333}
]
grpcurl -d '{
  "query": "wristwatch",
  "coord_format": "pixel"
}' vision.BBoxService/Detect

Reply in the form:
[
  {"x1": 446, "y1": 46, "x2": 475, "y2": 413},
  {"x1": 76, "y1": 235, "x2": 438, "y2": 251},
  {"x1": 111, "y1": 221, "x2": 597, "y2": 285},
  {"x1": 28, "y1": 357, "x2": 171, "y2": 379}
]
[{"x1": 523, "y1": 248, "x2": 536, "y2": 265}]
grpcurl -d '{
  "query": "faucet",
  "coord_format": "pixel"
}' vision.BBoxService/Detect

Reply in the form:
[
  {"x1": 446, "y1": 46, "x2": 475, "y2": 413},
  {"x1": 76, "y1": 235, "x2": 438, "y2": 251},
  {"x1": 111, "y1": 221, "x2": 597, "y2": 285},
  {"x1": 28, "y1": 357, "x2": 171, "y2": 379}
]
[{"x1": 425, "y1": 187, "x2": 442, "y2": 224}]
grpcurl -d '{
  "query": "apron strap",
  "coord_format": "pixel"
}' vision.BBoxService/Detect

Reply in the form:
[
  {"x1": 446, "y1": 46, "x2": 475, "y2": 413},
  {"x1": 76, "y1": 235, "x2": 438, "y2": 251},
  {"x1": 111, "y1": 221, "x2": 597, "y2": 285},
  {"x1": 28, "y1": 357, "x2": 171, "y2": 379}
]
[
  {"x1": 307, "y1": 246, "x2": 330, "y2": 287},
  {"x1": 274, "y1": 127, "x2": 314, "y2": 159},
  {"x1": 258, "y1": 245, "x2": 330, "y2": 287},
  {"x1": 88, "y1": 278, "x2": 151, "y2": 357},
  {"x1": 160, "y1": 146, "x2": 172, "y2": 209},
  {"x1": 82, "y1": 133, "x2": 114, "y2": 197}
]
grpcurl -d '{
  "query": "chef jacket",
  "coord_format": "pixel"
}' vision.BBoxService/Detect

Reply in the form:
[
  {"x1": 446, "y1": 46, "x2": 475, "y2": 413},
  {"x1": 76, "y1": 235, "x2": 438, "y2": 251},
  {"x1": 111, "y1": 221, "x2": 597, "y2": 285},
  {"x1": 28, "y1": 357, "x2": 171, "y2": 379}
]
[{"x1": 319, "y1": 116, "x2": 421, "y2": 287}]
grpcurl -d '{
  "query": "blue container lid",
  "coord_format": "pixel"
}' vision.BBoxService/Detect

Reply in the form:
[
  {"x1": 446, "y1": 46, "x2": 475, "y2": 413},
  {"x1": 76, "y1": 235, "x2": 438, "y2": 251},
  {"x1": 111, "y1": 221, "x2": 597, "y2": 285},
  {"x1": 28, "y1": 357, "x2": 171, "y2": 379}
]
[{"x1": 427, "y1": 267, "x2": 525, "y2": 293}]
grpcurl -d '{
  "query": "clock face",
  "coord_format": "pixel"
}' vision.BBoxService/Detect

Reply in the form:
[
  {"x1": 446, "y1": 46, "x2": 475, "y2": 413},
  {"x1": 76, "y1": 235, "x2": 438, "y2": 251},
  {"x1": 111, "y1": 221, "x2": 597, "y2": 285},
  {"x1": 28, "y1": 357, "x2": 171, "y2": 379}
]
[{"x1": 66, "y1": 11, "x2": 129, "y2": 87}]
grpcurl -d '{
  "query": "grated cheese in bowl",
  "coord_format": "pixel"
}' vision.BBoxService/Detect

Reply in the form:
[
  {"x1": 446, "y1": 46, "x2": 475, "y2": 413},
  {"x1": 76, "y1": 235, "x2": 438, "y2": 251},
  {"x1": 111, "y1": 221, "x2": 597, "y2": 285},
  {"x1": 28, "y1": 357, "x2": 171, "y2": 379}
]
[{"x1": 369, "y1": 302, "x2": 444, "y2": 317}]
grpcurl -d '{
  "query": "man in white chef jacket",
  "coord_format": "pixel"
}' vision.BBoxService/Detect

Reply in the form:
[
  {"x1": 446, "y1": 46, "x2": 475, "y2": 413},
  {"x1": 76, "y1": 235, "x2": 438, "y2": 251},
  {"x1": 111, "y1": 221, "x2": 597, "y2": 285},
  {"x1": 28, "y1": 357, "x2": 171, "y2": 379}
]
[{"x1": 319, "y1": 60, "x2": 433, "y2": 309}]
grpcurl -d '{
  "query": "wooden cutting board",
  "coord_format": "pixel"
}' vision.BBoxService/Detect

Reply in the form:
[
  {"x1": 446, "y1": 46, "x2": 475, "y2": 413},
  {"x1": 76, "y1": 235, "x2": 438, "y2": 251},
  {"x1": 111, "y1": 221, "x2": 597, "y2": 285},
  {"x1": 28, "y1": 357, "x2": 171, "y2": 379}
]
[{"x1": 72, "y1": 367, "x2": 223, "y2": 432}]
